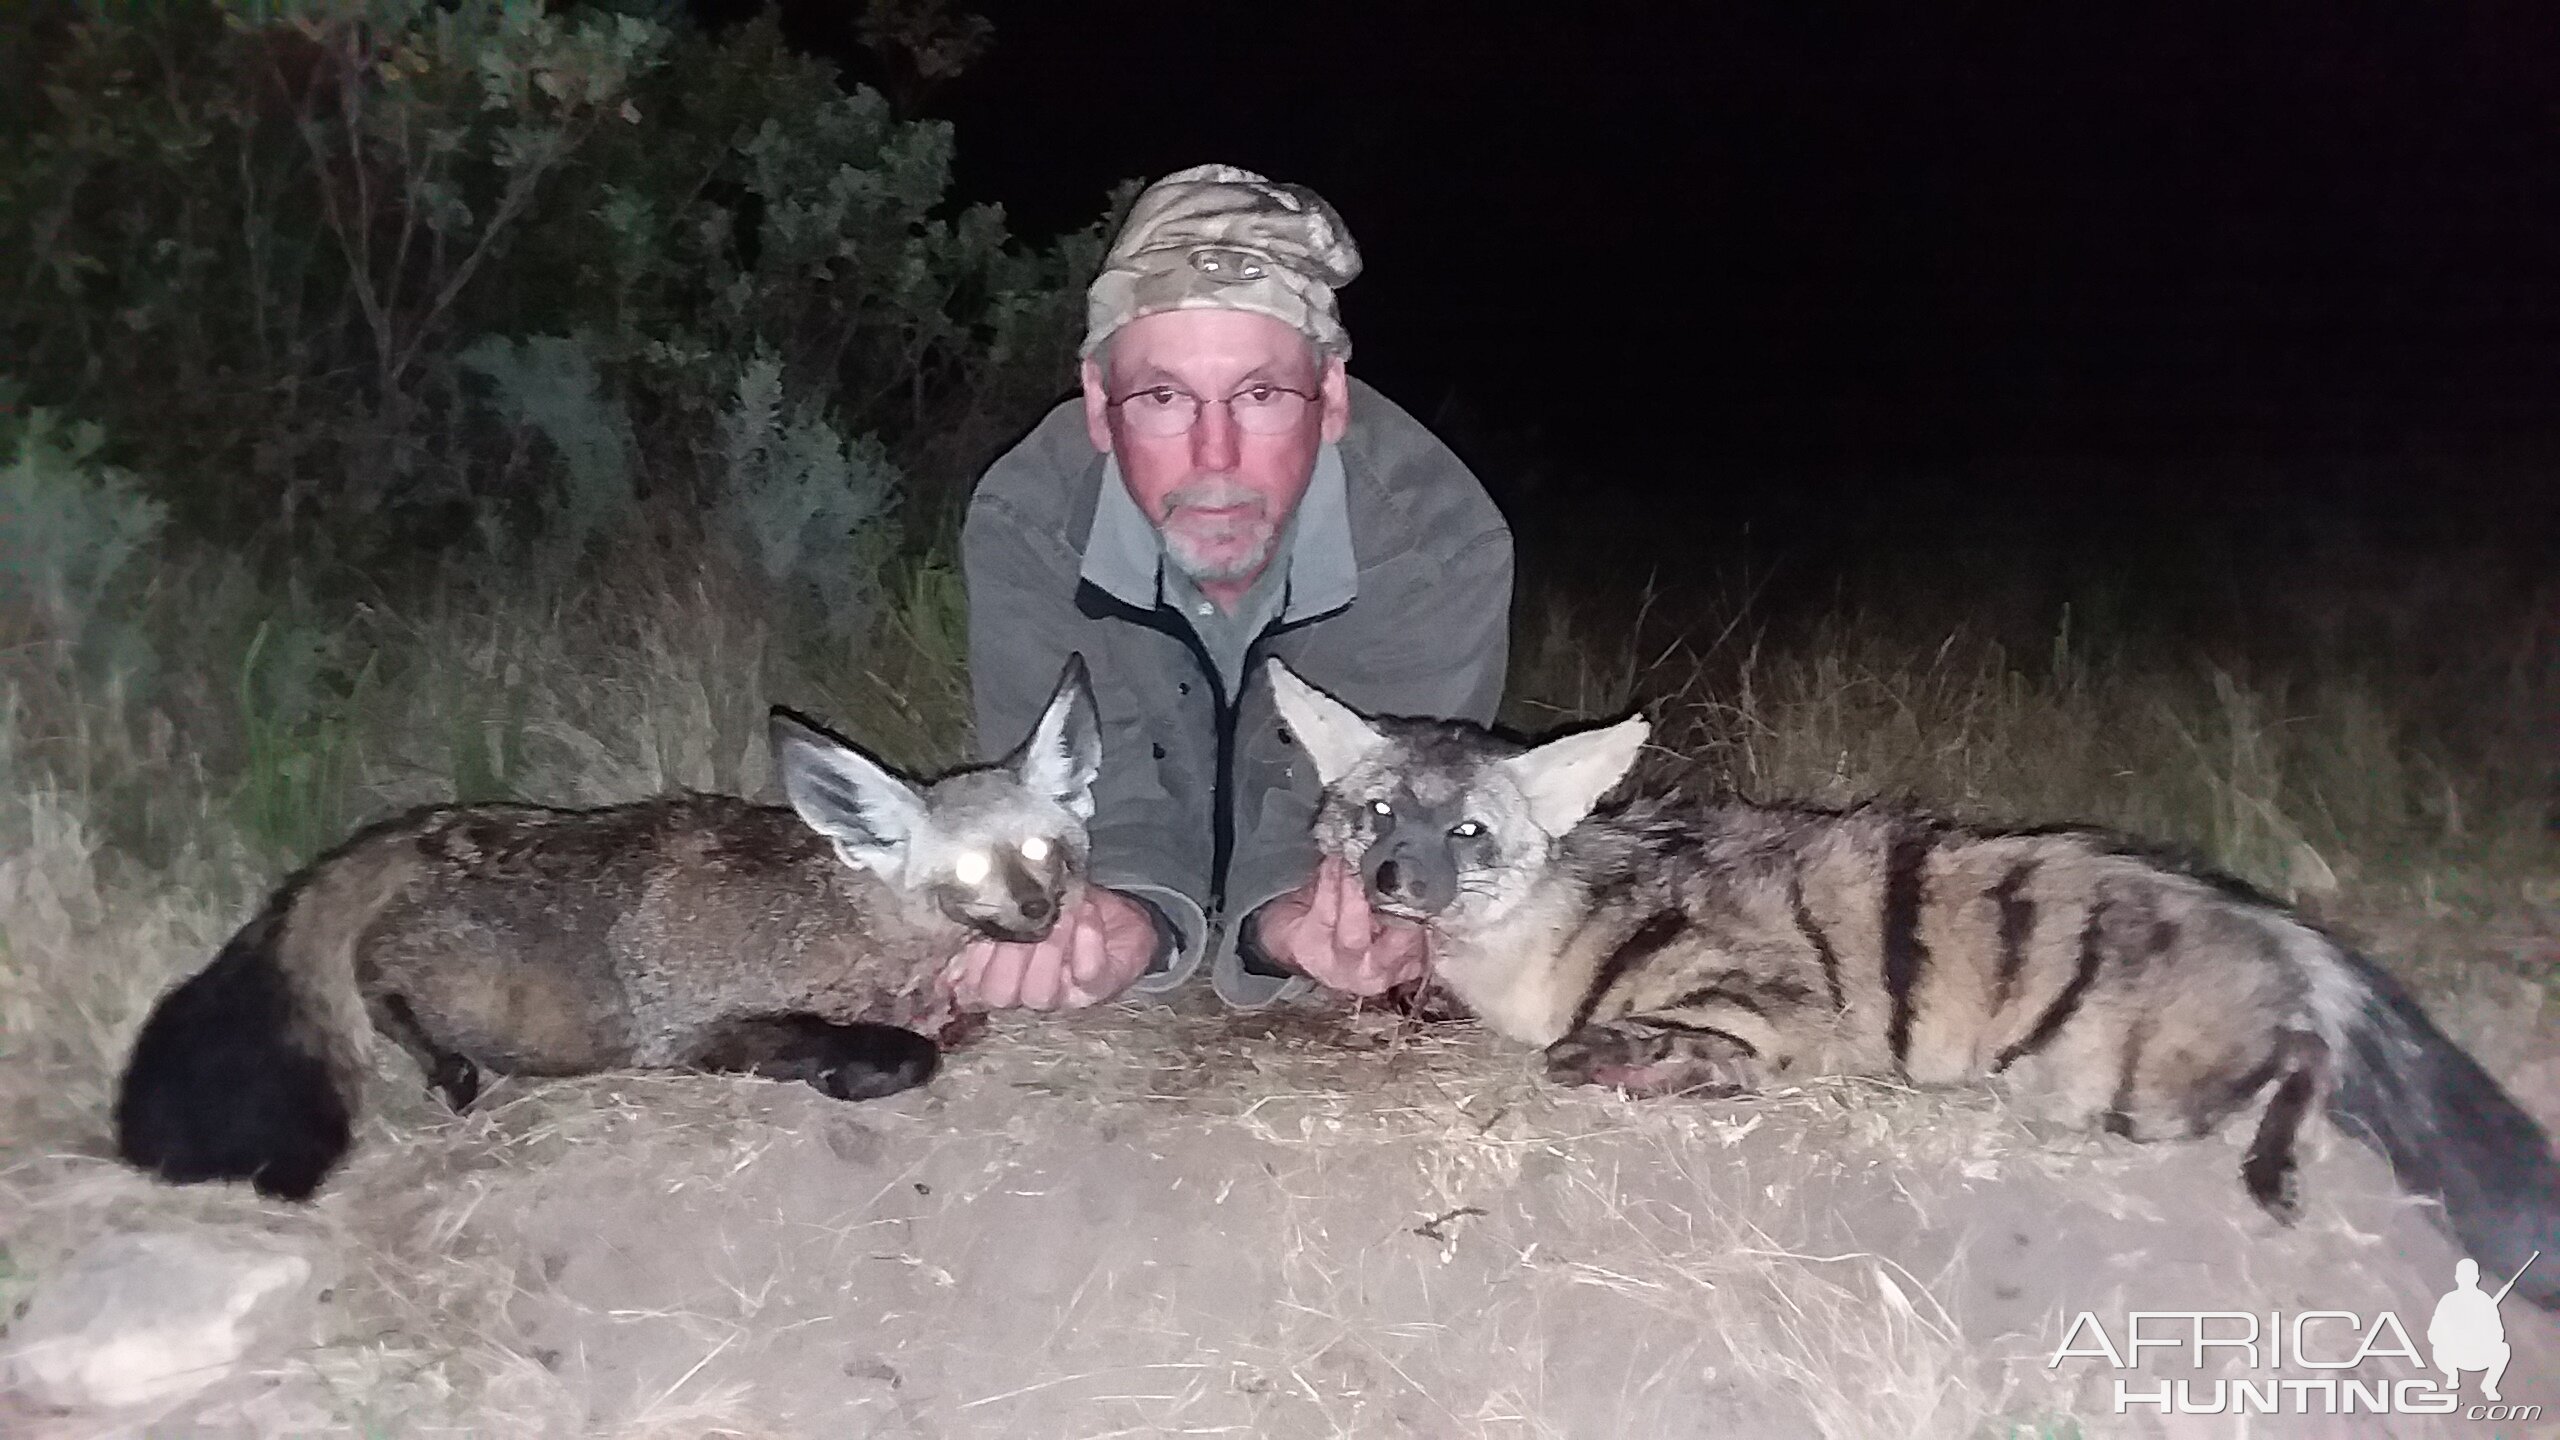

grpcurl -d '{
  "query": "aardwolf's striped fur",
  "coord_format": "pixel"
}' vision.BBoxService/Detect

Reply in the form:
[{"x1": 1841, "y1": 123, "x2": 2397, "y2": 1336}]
[{"x1": 1267, "y1": 659, "x2": 2560, "y2": 1311}]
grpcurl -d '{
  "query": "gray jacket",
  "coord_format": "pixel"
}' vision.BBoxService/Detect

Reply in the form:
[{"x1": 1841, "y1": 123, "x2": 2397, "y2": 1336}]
[{"x1": 961, "y1": 378, "x2": 1513, "y2": 1006}]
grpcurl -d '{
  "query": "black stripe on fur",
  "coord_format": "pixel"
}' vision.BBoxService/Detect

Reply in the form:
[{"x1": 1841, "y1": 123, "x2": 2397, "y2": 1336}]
[
  {"x1": 1993, "y1": 898, "x2": 2110, "y2": 1074},
  {"x1": 1880, "y1": 824, "x2": 1937, "y2": 1071},
  {"x1": 1989, "y1": 859, "x2": 2039, "y2": 1015},
  {"x1": 1788, "y1": 875, "x2": 1846, "y2": 1012},
  {"x1": 2102, "y1": 1016, "x2": 2152, "y2": 1138},
  {"x1": 1571, "y1": 910, "x2": 1689, "y2": 1034},
  {"x1": 2099, "y1": 918, "x2": 2178, "y2": 1136}
]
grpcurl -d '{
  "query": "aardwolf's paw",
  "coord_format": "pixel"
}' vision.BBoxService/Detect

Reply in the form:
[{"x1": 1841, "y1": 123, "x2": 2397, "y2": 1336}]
[
  {"x1": 1545, "y1": 1023, "x2": 1760, "y2": 1099},
  {"x1": 429, "y1": 1053, "x2": 481, "y2": 1113},
  {"x1": 2241, "y1": 1145, "x2": 2303, "y2": 1226},
  {"x1": 1382, "y1": 978, "x2": 1472, "y2": 1025}
]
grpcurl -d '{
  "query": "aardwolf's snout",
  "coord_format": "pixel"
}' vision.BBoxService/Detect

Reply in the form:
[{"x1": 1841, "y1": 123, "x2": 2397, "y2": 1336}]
[{"x1": 1364, "y1": 834, "x2": 1457, "y2": 917}]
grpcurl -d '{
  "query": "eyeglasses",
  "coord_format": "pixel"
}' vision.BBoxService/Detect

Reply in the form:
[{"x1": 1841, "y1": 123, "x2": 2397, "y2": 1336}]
[{"x1": 1104, "y1": 383, "x2": 1319, "y2": 439}]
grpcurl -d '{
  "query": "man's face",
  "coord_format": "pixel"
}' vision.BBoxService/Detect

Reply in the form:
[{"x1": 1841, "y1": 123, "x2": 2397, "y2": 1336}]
[{"x1": 1082, "y1": 308, "x2": 1351, "y2": 587}]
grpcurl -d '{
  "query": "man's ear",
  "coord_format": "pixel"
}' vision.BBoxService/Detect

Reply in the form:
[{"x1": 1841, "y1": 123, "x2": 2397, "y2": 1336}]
[
  {"x1": 1499, "y1": 714, "x2": 1650, "y2": 837},
  {"x1": 1080, "y1": 354, "x2": 1116, "y2": 454},
  {"x1": 1319, "y1": 351, "x2": 1350, "y2": 444},
  {"x1": 1264, "y1": 658, "x2": 1388, "y2": 785}
]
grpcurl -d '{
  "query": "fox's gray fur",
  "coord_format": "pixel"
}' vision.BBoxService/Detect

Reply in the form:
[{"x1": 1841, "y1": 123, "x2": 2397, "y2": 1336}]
[
  {"x1": 115, "y1": 656, "x2": 1101, "y2": 1202},
  {"x1": 1267, "y1": 659, "x2": 2560, "y2": 1311}
]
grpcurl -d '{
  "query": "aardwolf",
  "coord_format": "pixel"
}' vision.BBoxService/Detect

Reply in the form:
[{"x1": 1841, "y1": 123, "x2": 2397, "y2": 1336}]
[
  {"x1": 1266, "y1": 659, "x2": 2560, "y2": 1310},
  {"x1": 115, "y1": 656, "x2": 1102, "y2": 1202}
]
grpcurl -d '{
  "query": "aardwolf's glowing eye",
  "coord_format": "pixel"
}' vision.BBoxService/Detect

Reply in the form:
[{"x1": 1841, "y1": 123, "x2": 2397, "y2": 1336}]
[
  {"x1": 1366, "y1": 799, "x2": 1393, "y2": 819},
  {"x1": 953, "y1": 850, "x2": 990, "y2": 886},
  {"x1": 1449, "y1": 820, "x2": 1485, "y2": 839},
  {"x1": 1018, "y1": 835, "x2": 1050, "y2": 864}
]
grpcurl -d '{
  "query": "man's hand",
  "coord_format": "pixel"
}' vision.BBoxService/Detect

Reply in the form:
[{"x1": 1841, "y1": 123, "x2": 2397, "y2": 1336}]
[
  {"x1": 1250, "y1": 853, "x2": 1430, "y2": 997},
  {"x1": 943, "y1": 885, "x2": 1162, "y2": 1012}
]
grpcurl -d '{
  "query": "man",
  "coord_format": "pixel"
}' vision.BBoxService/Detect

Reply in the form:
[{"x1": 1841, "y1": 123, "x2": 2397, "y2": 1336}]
[{"x1": 948, "y1": 163, "x2": 1513, "y2": 1013}]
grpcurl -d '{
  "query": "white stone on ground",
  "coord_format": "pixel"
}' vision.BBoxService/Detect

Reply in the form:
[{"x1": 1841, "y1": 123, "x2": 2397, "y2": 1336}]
[{"x1": 1, "y1": 1231, "x2": 316, "y2": 1411}]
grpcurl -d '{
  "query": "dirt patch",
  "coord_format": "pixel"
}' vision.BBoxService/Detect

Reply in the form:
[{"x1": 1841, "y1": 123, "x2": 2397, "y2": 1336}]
[{"x1": 6, "y1": 968, "x2": 2559, "y2": 1438}]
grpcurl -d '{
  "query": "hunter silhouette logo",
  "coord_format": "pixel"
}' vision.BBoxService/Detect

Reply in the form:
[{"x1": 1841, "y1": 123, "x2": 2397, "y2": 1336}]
[{"x1": 2430, "y1": 1252, "x2": 2538, "y2": 1403}]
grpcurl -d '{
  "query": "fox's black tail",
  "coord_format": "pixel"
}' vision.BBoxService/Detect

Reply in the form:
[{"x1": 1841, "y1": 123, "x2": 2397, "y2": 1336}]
[
  {"x1": 114, "y1": 910, "x2": 353, "y2": 1200},
  {"x1": 114, "y1": 827, "x2": 420, "y2": 1201},
  {"x1": 2321, "y1": 946, "x2": 2560, "y2": 1311}
]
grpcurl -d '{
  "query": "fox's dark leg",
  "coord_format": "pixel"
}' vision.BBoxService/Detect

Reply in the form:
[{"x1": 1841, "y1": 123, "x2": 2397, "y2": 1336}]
[
  {"x1": 688, "y1": 1015, "x2": 938, "y2": 1101},
  {"x1": 2238, "y1": 1030, "x2": 2329, "y2": 1225},
  {"x1": 370, "y1": 992, "x2": 481, "y2": 1113}
]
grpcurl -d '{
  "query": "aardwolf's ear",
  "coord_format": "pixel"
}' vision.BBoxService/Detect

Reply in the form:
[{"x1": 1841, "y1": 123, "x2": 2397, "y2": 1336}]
[
  {"x1": 1500, "y1": 714, "x2": 1650, "y2": 838},
  {"x1": 1007, "y1": 653, "x2": 1102, "y2": 823},
  {"x1": 772, "y1": 709, "x2": 928, "y2": 872},
  {"x1": 1263, "y1": 658, "x2": 1388, "y2": 786}
]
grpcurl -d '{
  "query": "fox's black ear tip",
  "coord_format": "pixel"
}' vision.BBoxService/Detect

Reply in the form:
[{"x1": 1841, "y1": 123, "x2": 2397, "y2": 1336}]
[{"x1": 768, "y1": 708, "x2": 838, "y2": 751}]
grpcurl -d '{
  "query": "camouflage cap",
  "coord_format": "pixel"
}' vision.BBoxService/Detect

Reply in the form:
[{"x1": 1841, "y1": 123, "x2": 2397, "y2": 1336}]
[{"x1": 1082, "y1": 163, "x2": 1363, "y2": 362}]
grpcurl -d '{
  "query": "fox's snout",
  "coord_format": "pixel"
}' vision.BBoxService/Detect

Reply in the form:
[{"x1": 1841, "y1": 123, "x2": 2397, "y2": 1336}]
[
  {"x1": 972, "y1": 890, "x2": 1059, "y2": 944},
  {"x1": 937, "y1": 856, "x2": 1077, "y2": 944}
]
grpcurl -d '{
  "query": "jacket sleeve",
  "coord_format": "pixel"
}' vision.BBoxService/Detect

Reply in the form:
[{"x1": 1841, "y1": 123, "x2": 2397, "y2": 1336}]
[
  {"x1": 1210, "y1": 521, "x2": 1516, "y2": 1008},
  {"x1": 961, "y1": 488, "x2": 1215, "y2": 986}
]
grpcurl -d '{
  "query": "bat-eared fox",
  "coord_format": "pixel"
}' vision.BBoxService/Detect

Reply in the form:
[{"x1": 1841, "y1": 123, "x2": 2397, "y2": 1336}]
[{"x1": 114, "y1": 656, "x2": 1101, "y2": 1202}]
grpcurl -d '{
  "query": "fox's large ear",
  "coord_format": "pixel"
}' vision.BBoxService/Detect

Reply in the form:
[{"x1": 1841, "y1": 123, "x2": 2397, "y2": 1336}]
[
  {"x1": 1264, "y1": 658, "x2": 1388, "y2": 786},
  {"x1": 772, "y1": 709, "x2": 927, "y2": 872},
  {"x1": 1501, "y1": 714, "x2": 1650, "y2": 837},
  {"x1": 1008, "y1": 653, "x2": 1102, "y2": 823}
]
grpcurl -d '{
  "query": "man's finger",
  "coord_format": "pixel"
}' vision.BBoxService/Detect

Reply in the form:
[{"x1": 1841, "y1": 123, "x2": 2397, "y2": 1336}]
[
  {"x1": 1019, "y1": 934, "x2": 1065, "y2": 1011},
  {"x1": 1062, "y1": 960, "x2": 1110, "y2": 1009},
  {"x1": 1331, "y1": 858, "x2": 1368, "y2": 957},
  {"x1": 1068, "y1": 907, "x2": 1109, "y2": 989},
  {"x1": 980, "y1": 940, "x2": 1032, "y2": 1011},
  {"x1": 1309, "y1": 856, "x2": 1342, "y2": 939}
]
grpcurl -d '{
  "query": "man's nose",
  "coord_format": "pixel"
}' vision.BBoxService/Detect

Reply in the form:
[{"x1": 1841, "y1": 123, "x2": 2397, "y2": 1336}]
[{"x1": 1191, "y1": 396, "x2": 1240, "y2": 470}]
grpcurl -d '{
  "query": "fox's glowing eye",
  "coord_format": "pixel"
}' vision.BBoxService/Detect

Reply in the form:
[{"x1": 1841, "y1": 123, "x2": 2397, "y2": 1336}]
[
  {"x1": 1018, "y1": 835, "x2": 1050, "y2": 864},
  {"x1": 953, "y1": 850, "x2": 990, "y2": 886},
  {"x1": 1449, "y1": 820, "x2": 1485, "y2": 839},
  {"x1": 1366, "y1": 798, "x2": 1393, "y2": 818}
]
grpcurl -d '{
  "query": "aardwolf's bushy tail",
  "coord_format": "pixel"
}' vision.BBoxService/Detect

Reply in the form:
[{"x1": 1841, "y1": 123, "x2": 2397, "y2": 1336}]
[
  {"x1": 2317, "y1": 944, "x2": 2560, "y2": 1310},
  {"x1": 114, "y1": 825, "x2": 422, "y2": 1200}
]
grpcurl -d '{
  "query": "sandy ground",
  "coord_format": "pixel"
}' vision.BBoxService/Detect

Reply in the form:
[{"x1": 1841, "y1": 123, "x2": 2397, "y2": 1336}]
[{"x1": 4, "y1": 908, "x2": 2558, "y2": 1440}]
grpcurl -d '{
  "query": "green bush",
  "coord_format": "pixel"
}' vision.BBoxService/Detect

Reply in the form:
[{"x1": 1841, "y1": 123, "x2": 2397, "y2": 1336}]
[{"x1": 1, "y1": 0, "x2": 1113, "y2": 574}]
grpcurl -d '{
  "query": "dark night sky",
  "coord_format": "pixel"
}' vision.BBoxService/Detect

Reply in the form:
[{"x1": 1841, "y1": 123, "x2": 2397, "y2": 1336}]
[{"x1": 704, "y1": 2, "x2": 2560, "y2": 543}]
